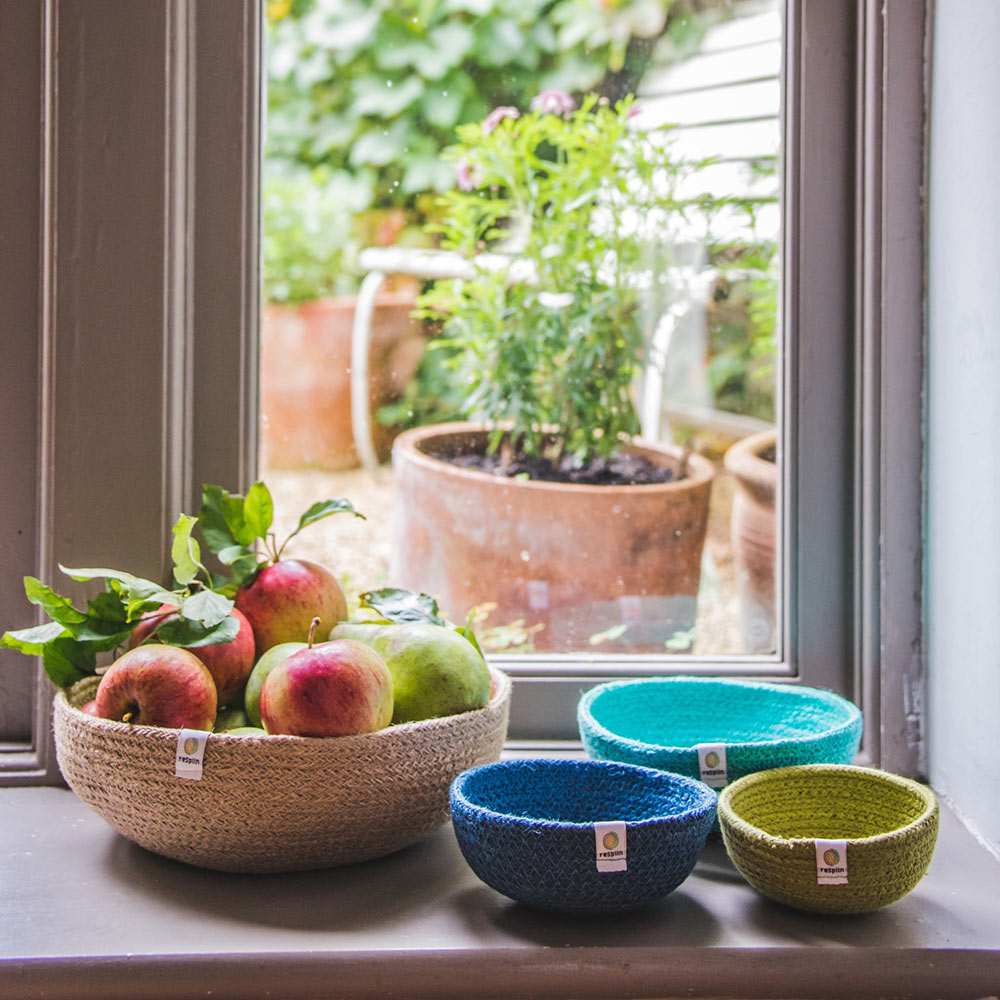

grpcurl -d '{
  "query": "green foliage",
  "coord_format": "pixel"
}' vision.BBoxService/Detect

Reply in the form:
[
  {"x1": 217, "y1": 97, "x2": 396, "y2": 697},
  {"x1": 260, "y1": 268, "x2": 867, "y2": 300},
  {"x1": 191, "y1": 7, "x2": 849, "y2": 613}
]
[
  {"x1": 418, "y1": 92, "x2": 722, "y2": 465},
  {"x1": 0, "y1": 519, "x2": 241, "y2": 689},
  {"x1": 261, "y1": 165, "x2": 360, "y2": 304},
  {"x1": 265, "y1": 0, "x2": 674, "y2": 215},
  {"x1": 198, "y1": 481, "x2": 365, "y2": 586}
]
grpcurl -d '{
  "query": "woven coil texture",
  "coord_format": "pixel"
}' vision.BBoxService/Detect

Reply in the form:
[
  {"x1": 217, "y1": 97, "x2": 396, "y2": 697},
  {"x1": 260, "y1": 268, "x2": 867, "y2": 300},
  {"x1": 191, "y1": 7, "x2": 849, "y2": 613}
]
[
  {"x1": 450, "y1": 758, "x2": 717, "y2": 914},
  {"x1": 577, "y1": 676, "x2": 862, "y2": 786},
  {"x1": 54, "y1": 667, "x2": 510, "y2": 873},
  {"x1": 718, "y1": 764, "x2": 939, "y2": 914}
]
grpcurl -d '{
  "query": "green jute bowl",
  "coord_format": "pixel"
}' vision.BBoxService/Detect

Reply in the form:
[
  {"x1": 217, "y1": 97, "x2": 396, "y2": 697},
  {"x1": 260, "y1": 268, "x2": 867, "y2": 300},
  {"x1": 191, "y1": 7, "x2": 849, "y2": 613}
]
[{"x1": 718, "y1": 764, "x2": 939, "y2": 914}]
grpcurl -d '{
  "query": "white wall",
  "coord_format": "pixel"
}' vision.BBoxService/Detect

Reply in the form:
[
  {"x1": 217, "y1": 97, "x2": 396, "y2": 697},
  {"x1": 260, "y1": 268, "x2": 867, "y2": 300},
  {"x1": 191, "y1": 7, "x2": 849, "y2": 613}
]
[{"x1": 926, "y1": 0, "x2": 1000, "y2": 854}]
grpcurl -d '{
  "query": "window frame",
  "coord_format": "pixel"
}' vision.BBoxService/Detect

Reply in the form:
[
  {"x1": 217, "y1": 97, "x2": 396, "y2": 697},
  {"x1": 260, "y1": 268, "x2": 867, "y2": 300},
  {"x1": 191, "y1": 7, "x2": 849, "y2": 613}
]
[{"x1": 0, "y1": 0, "x2": 924, "y2": 780}]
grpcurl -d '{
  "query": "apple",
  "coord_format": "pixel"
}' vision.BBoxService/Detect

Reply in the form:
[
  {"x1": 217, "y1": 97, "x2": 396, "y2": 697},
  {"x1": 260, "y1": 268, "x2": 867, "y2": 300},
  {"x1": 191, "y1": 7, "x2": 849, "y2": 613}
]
[
  {"x1": 235, "y1": 559, "x2": 347, "y2": 658},
  {"x1": 259, "y1": 620, "x2": 393, "y2": 737},
  {"x1": 213, "y1": 704, "x2": 251, "y2": 732},
  {"x1": 129, "y1": 604, "x2": 256, "y2": 708},
  {"x1": 329, "y1": 621, "x2": 491, "y2": 723},
  {"x1": 79, "y1": 700, "x2": 100, "y2": 716},
  {"x1": 243, "y1": 641, "x2": 307, "y2": 727},
  {"x1": 94, "y1": 645, "x2": 217, "y2": 730}
]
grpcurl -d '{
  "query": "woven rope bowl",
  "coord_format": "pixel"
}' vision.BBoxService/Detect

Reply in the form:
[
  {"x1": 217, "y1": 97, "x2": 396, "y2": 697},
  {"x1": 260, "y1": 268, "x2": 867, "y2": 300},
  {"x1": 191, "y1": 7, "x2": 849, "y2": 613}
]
[
  {"x1": 577, "y1": 677, "x2": 862, "y2": 787},
  {"x1": 54, "y1": 667, "x2": 510, "y2": 873},
  {"x1": 449, "y1": 758, "x2": 717, "y2": 914},
  {"x1": 717, "y1": 764, "x2": 939, "y2": 914}
]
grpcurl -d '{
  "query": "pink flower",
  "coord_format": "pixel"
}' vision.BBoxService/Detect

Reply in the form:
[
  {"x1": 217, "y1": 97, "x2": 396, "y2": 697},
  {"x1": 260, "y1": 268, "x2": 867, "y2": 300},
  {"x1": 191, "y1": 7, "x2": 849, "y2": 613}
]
[
  {"x1": 483, "y1": 106, "x2": 520, "y2": 135},
  {"x1": 456, "y1": 160, "x2": 475, "y2": 192},
  {"x1": 530, "y1": 90, "x2": 576, "y2": 116},
  {"x1": 627, "y1": 101, "x2": 642, "y2": 118}
]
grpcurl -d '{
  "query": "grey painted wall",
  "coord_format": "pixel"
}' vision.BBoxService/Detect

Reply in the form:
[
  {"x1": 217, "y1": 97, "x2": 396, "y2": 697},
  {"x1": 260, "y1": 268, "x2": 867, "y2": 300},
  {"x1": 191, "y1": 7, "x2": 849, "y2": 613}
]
[{"x1": 926, "y1": 0, "x2": 1000, "y2": 854}]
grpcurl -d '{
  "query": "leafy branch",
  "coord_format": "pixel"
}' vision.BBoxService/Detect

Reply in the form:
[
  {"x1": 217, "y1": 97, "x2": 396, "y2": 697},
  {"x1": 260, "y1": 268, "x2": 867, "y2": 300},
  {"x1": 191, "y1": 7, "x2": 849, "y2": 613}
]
[
  {"x1": 0, "y1": 514, "x2": 239, "y2": 689},
  {"x1": 198, "y1": 480, "x2": 365, "y2": 590}
]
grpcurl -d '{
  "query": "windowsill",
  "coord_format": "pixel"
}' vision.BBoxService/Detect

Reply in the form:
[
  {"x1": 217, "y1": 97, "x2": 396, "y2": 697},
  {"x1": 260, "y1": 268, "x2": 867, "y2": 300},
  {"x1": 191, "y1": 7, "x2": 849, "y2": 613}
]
[{"x1": 3, "y1": 786, "x2": 998, "y2": 1000}]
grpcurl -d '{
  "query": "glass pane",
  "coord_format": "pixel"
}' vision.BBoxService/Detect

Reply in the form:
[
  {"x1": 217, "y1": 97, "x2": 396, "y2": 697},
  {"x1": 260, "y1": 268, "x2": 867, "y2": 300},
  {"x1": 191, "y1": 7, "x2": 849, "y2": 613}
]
[{"x1": 260, "y1": 0, "x2": 781, "y2": 660}]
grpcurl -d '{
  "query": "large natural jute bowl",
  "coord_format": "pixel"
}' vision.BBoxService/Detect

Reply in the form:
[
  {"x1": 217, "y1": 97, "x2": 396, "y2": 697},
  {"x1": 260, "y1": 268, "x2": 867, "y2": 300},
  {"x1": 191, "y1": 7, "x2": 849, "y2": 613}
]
[
  {"x1": 717, "y1": 764, "x2": 939, "y2": 914},
  {"x1": 54, "y1": 667, "x2": 510, "y2": 873}
]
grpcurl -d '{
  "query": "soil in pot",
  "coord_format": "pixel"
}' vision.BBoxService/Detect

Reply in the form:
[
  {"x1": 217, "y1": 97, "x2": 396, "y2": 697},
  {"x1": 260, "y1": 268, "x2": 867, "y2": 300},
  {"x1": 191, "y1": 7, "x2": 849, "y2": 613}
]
[{"x1": 392, "y1": 423, "x2": 715, "y2": 654}]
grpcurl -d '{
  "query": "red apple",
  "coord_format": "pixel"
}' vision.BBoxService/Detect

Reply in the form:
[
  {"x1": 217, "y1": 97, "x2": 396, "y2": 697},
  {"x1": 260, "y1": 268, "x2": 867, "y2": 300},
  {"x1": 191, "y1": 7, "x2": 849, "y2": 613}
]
[
  {"x1": 95, "y1": 645, "x2": 217, "y2": 729},
  {"x1": 235, "y1": 559, "x2": 347, "y2": 657},
  {"x1": 129, "y1": 605, "x2": 256, "y2": 708},
  {"x1": 259, "y1": 631, "x2": 393, "y2": 737},
  {"x1": 79, "y1": 700, "x2": 100, "y2": 716}
]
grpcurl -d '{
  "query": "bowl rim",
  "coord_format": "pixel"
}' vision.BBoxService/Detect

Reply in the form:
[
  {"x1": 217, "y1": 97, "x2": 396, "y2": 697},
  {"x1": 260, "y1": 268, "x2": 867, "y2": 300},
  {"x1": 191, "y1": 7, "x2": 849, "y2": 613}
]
[
  {"x1": 56, "y1": 664, "x2": 511, "y2": 744},
  {"x1": 577, "y1": 676, "x2": 862, "y2": 756},
  {"x1": 450, "y1": 757, "x2": 719, "y2": 831},
  {"x1": 716, "y1": 763, "x2": 939, "y2": 848}
]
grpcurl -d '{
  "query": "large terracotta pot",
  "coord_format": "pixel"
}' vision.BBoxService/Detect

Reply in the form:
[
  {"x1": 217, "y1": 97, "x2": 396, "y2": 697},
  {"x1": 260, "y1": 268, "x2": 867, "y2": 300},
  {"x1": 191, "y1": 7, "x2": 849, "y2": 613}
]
[
  {"x1": 260, "y1": 293, "x2": 425, "y2": 471},
  {"x1": 723, "y1": 428, "x2": 778, "y2": 653},
  {"x1": 391, "y1": 423, "x2": 715, "y2": 653}
]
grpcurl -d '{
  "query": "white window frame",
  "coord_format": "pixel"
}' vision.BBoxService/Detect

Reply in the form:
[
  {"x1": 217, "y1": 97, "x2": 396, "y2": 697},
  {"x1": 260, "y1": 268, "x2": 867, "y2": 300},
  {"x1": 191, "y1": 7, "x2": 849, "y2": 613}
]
[{"x1": 0, "y1": 0, "x2": 924, "y2": 782}]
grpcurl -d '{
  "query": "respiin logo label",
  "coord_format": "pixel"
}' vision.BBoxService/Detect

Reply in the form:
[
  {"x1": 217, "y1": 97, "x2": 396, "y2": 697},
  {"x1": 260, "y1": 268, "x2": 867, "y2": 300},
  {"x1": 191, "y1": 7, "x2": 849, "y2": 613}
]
[
  {"x1": 602, "y1": 831, "x2": 620, "y2": 851},
  {"x1": 183, "y1": 736, "x2": 199, "y2": 756},
  {"x1": 823, "y1": 848, "x2": 841, "y2": 867}
]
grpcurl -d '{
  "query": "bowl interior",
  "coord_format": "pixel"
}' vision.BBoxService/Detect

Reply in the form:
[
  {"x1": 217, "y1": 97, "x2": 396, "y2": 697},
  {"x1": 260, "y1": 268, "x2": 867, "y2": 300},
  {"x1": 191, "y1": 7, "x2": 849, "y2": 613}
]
[
  {"x1": 456, "y1": 760, "x2": 712, "y2": 826},
  {"x1": 584, "y1": 678, "x2": 857, "y2": 748},
  {"x1": 725, "y1": 767, "x2": 933, "y2": 841}
]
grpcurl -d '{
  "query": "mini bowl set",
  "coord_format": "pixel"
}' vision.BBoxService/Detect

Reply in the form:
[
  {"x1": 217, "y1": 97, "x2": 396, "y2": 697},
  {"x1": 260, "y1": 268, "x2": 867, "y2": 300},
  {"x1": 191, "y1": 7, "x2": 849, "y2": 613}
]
[{"x1": 448, "y1": 676, "x2": 939, "y2": 915}]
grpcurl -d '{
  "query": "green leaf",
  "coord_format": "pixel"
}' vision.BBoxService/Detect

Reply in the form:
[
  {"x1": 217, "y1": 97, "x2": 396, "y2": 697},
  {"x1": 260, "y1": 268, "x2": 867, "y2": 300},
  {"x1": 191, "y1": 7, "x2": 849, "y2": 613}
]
[
  {"x1": 23, "y1": 578, "x2": 87, "y2": 628},
  {"x1": 42, "y1": 635, "x2": 97, "y2": 688},
  {"x1": 198, "y1": 485, "x2": 240, "y2": 553},
  {"x1": 359, "y1": 588, "x2": 447, "y2": 626},
  {"x1": 296, "y1": 498, "x2": 364, "y2": 533},
  {"x1": 171, "y1": 514, "x2": 203, "y2": 587},
  {"x1": 0, "y1": 621, "x2": 67, "y2": 655},
  {"x1": 243, "y1": 481, "x2": 275, "y2": 541},
  {"x1": 155, "y1": 614, "x2": 240, "y2": 649},
  {"x1": 58, "y1": 566, "x2": 177, "y2": 607},
  {"x1": 179, "y1": 589, "x2": 234, "y2": 629},
  {"x1": 231, "y1": 554, "x2": 262, "y2": 588},
  {"x1": 217, "y1": 544, "x2": 256, "y2": 567},
  {"x1": 456, "y1": 609, "x2": 485, "y2": 658},
  {"x1": 198, "y1": 485, "x2": 256, "y2": 551}
]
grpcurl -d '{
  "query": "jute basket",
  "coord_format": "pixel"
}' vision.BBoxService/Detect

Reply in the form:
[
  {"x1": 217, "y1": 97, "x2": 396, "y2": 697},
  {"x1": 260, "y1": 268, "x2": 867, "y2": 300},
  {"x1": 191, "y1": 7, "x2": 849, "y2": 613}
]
[
  {"x1": 717, "y1": 764, "x2": 939, "y2": 914},
  {"x1": 54, "y1": 667, "x2": 510, "y2": 873}
]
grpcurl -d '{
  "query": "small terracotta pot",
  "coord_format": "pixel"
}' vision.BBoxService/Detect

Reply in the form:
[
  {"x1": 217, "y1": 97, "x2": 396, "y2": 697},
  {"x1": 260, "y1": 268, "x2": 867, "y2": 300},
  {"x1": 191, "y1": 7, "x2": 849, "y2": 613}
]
[
  {"x1": 723, "y1": 428, "x2": 778, "y2": 653},
  {"x1": 260, "y1": 294, "x2": 425, "y2": 471},
  {"x1": 391, "y1": 423, "x2": 715, "y2": 653}
]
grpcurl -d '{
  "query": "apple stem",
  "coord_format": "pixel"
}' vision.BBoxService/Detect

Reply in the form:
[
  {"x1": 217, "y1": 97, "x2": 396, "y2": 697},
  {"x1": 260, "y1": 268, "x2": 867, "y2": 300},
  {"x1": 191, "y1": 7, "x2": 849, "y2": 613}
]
[
  {"x1": 307, "y1": 616, "x2": 321, "y2": 648},
  {"x1": 122, "y1": 711, "x2": 134, "y2": 724}
]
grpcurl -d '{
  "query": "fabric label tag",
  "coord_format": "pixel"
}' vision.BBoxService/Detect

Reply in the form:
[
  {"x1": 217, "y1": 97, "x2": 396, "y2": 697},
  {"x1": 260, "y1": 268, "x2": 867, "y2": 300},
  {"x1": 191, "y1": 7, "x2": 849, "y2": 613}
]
[
  {"x1": 696, "y1": 743, "x2": 728, "y2": 788},
  {"x1": 815, "y1": 839, "x2": 849, "y2": 884},
  {"x1": 175, "y1": 729, "x2": 210, "y2": 780},
  {"x1": 594, "y1": 821, "x2": 627, "y2": 872}
]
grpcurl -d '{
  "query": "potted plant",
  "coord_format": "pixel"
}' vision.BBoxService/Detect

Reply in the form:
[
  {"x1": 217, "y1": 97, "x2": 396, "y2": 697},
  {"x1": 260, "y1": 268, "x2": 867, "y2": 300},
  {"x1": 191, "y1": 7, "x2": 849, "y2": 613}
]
[
  {"x1": 390, "y1": 92, "x2": 720, "y2": 653},
  {"x1": 259, "y1": 165, "x2": 427, "y2": 471}
]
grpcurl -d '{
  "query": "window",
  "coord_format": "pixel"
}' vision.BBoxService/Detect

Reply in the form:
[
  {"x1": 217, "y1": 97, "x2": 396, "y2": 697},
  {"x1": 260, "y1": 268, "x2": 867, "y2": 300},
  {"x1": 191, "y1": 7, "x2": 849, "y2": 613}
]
[{"x1": 0, "y1": 0, "x2": 922, "y2": 779}]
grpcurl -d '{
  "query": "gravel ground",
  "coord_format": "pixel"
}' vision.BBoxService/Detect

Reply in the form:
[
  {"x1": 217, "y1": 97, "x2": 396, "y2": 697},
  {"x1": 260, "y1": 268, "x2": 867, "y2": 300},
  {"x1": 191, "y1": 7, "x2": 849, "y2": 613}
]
[{"x1": 263, "y1": 459, "x2": 744, "y2": 655}]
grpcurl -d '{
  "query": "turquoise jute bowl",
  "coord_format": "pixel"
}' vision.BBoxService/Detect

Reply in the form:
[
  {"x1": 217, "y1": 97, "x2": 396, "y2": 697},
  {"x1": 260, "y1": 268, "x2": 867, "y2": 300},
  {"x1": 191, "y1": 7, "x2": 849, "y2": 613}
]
[
  {"x1": 717, "y1": 764, "x2": 939, "y2": 914},
  {"x1": 577, "y1": 677, "x2": 862, "y2": 790}
]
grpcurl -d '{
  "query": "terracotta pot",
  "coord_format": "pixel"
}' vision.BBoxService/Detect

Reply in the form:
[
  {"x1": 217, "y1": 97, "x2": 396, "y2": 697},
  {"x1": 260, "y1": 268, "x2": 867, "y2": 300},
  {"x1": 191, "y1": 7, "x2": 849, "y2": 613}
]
[
  {"x1": 391, "y1": 423, "x2": 715, "y2": 653},
  {"x1": 260, "y1": 293, "x2": 425, "y2": 471},
  {"x1": 723, "y1": 428, "x2": 778, "y2": 653}
]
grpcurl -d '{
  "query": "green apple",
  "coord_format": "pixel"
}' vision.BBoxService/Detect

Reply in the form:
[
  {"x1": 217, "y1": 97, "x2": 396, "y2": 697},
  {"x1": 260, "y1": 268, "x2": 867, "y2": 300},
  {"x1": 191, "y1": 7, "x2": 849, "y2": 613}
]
[
  {"x1": 213, "y1": 704, "x2": 252, "y2": 733},
  {"x1": 328, "y1": 622, "x2": 490, "y2": 723},
  {"x1": 223, "y1": 726, "x2": 267, "y2": 736},
  {"x1": 244, "y1": 641, "x2": 306, "y2": 727}
]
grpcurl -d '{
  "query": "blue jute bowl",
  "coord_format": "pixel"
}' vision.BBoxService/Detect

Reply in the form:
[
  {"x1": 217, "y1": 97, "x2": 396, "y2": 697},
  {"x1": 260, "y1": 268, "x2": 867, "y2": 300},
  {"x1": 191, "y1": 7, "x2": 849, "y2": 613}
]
[
  {"x1": 577, "y1": 677, "x2": 862, "y2": 789},
  {"x1": 449, "y1": 758, "x2": 717, "y2": 913}
]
